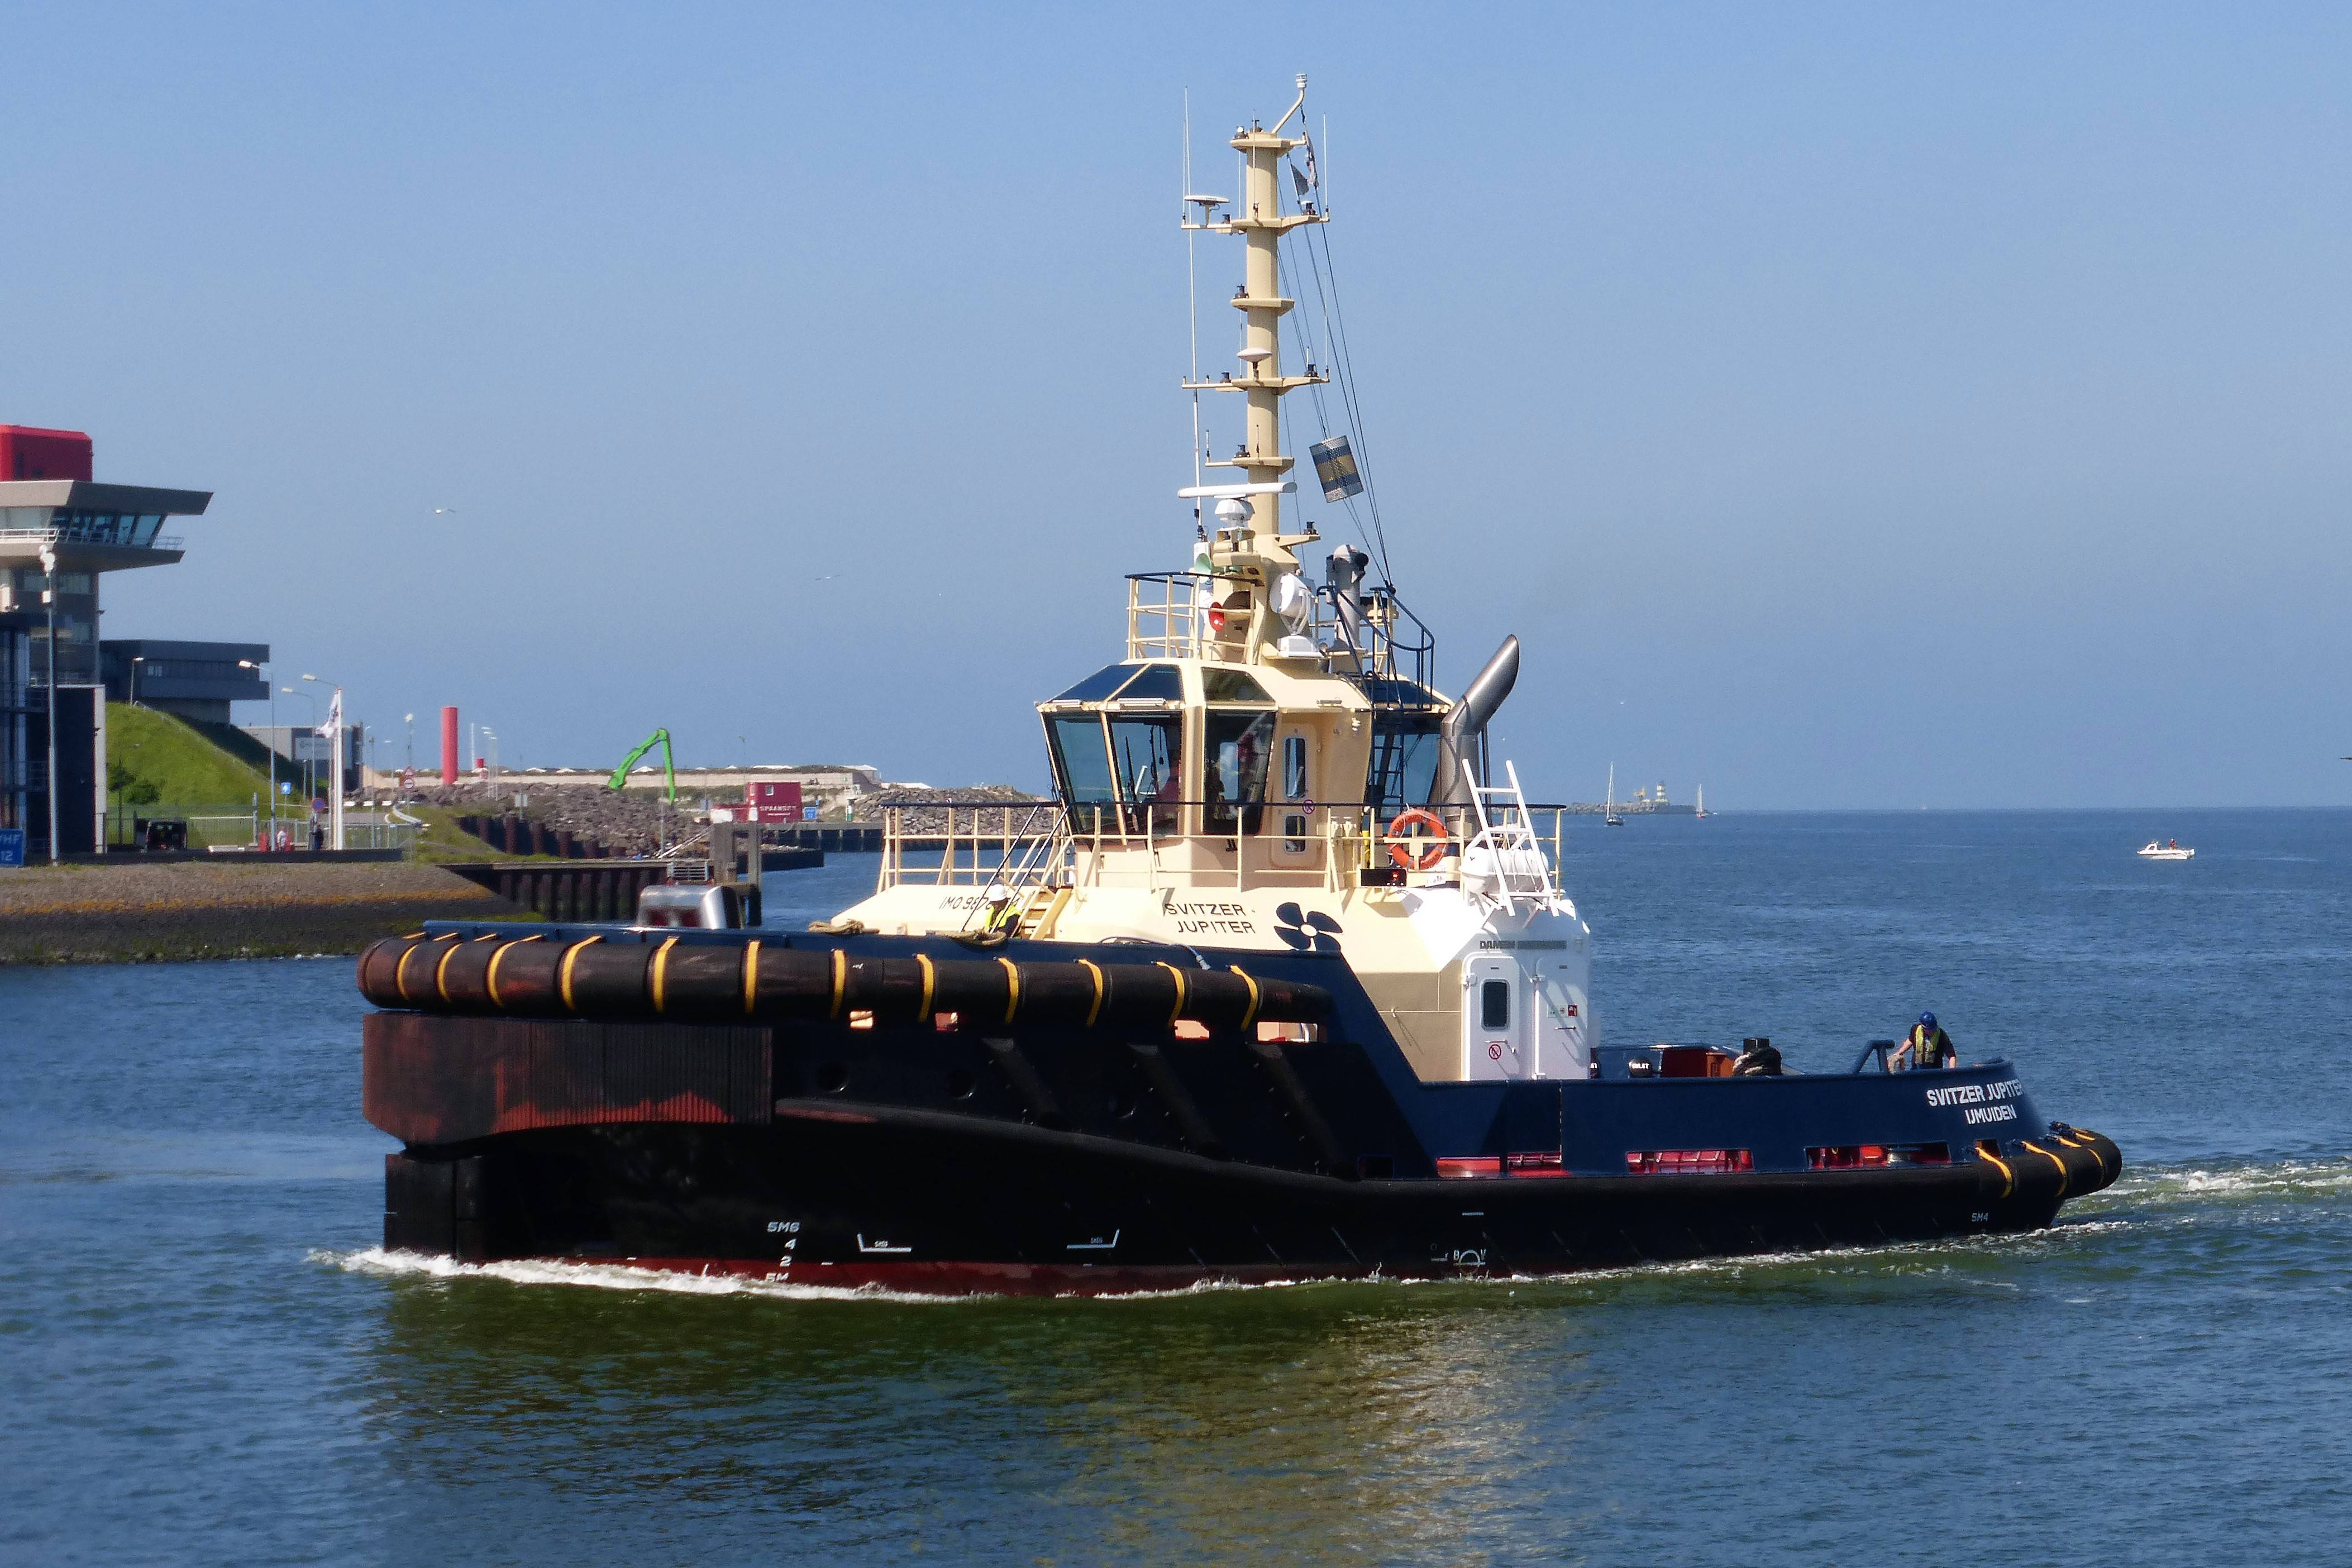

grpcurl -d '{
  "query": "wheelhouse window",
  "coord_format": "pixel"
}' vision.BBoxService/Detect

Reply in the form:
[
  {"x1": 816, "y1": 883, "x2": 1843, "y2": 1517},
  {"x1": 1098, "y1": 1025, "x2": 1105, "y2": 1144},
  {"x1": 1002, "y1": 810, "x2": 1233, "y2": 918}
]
[
  {"x1": 1204, "y1": 710, "x2": 1275, "y2": 834},
  {"x1": 1113, "y1": 664, "x2": 1184, "y2": 702},
  {"x1": 1051, "y1": 662, "x2": 1183, "y2": 705},
  {"x1": 1051, "y1": 663, "x2": 1143, "y2": 704},
  {"x1": 1047, "y1": 715, "x2": 1118, "y2": 832},
  {"x1": 1280, "y1": 734, "x2": 1310, "y2": 852},
  {"x1": 1201, "y1": 668, "x2": 1272, "y2": 704},
  {"x1": 1365, "y1": 714, "x2": 1443, "y2": 815},
  {"x1": 1048, "y1": 707, "x2": 1183, "y2": 835},
  {"x1": 1106, "y1": 714, "x2": 1183, "y2": 833}
]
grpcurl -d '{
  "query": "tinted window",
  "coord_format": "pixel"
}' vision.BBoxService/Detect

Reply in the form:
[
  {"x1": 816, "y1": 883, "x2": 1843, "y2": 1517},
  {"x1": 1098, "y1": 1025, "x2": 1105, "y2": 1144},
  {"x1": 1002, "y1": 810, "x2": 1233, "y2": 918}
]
[
  {"x1": 1365, "y1": 716, "x2": 1443, "y2": 814},
  {"x1": 1106, "y1": 715, "x2": 1182, "y2": 802},
  {"x1": 1354, "y1": 677, "x2": 1442, "y2": 709},
  {"x1": 1051, "y1": 663, "x2": 1141, "y2": 703},
  {"x1": 1481, "y1": 979, "x2": 1511, "y2": 1030},
  {"x1": 1201, "y1": 668, "x2": 1272, "y2": 704},
  {"x1": 1114, "y1": 664, "x2": 1184, "y2": 701},
  {"x1": 1204, "y1": 710, "x2": 1275, "y2": 833},
  {"x1": 1283, "y1": 734, "x2": 1308, "y2": 799},
  {"x1": 1047, "y1": 715, "x2": 1115, "y2": 806}
]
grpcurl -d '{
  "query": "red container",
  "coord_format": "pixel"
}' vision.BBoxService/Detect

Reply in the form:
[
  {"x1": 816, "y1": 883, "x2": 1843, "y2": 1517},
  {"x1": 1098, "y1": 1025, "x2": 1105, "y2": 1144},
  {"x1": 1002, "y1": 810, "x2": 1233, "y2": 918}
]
[
  {"x1": 0, "y1": 425, "x2": 94, "y2": 481},
  {"x1": 750, "y1": 781, "x2": 803, "y2": 815}
]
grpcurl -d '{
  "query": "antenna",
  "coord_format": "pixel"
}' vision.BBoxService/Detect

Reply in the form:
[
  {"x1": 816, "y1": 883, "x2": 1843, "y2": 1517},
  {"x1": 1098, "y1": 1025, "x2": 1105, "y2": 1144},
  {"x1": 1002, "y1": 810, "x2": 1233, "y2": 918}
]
[{"x1": 1185, "y1": 89, "x2": 1203, "y2": 506}]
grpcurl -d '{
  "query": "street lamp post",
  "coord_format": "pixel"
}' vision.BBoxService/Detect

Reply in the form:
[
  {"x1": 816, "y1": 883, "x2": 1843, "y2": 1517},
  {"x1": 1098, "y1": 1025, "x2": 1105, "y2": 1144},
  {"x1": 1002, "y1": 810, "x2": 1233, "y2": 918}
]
[
  {"x1": 38, "y1": 546, "x2": 57, "y2": 864},
  {"x1": 284, "y1": 685, "x2": 318, "y2": 819},
  {"x1": 128, "y1": 655, "x2": 147, "y2": 708},
  {"x1": 238, "y1": 661, "x2": 271, "y2": 844}
]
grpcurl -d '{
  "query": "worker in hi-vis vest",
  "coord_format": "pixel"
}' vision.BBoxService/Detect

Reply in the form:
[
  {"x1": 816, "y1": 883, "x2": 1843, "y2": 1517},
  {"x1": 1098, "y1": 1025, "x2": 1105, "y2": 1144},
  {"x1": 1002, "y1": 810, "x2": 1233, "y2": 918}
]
[
  {"x1": 1893, "y1": 1011, "x2": 1956, "y2": 1070},
  {"x1": 980, "y1": 881, "x2": 1020, "y2": 936}
]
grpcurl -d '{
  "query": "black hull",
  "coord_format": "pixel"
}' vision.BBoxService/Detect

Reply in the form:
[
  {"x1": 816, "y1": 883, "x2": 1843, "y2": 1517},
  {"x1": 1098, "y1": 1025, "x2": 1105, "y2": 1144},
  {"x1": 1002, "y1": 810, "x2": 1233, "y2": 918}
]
[
  {"x1": 362, "y1": 925, "x2": 2122, "y2": 1296},
  {"x1": 384, "y1": 1103, "x2": 2114, "y2": 1297}
]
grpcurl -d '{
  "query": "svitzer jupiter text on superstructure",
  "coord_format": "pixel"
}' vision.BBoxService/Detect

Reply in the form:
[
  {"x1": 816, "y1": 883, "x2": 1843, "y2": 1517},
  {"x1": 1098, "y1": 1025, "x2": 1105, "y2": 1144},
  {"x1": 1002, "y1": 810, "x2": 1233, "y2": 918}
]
[{"x1": 837, "y1": 74, "x2": 1591, "y2": 1087}]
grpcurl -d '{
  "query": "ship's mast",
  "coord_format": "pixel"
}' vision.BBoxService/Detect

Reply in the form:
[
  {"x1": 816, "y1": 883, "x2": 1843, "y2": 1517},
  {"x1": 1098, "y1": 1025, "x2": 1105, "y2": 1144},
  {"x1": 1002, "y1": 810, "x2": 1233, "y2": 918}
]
[{"x1": 1182, "y1": 75, "x2": 1330, "y2": 543}]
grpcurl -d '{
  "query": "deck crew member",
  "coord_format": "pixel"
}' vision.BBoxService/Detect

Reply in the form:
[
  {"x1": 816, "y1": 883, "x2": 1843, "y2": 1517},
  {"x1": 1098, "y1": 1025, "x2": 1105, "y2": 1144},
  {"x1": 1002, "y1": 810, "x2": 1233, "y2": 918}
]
[
  {"x1": 1894, "y1": 1012, "x2": 1956, "y2": 1071},
  {"x1": 1731, "y1": 1036, "x2": 1782, "y2": 1077},
  {"x1": 980, "y1": 881, "x2": 1020, "y2": 936}
]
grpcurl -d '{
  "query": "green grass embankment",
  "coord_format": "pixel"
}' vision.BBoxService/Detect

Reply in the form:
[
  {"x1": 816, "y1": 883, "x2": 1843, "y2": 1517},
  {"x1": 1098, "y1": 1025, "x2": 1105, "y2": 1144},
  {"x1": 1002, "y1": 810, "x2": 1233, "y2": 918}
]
[{"x1": 106, "y1": 703, "x2": 271, "y2": 808}]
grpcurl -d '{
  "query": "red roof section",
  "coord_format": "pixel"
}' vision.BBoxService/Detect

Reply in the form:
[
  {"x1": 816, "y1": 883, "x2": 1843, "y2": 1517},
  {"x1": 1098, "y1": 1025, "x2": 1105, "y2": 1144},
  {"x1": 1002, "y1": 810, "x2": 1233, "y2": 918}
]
[{"x1": 0, "y1": 425, "x2": 94, "y2": 481}]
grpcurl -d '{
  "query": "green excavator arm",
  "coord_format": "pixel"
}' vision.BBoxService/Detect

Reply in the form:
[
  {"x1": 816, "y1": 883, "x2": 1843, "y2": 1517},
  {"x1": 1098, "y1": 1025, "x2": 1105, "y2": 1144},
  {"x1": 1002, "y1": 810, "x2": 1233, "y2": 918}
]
[{"x1": 608, "y1": 728, "x2": 676, "y2": 801}]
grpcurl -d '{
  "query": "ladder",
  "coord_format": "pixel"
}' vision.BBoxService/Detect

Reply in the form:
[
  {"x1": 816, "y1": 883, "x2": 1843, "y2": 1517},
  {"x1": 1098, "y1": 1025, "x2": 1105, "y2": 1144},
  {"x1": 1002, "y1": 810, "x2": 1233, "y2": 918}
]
[
  {"x1": 1463, "y1": 760, "x2": 1559, "y2": 913},
  {"x1": 1015, "y1": 885, "x2": 1071, "y2": 938}
]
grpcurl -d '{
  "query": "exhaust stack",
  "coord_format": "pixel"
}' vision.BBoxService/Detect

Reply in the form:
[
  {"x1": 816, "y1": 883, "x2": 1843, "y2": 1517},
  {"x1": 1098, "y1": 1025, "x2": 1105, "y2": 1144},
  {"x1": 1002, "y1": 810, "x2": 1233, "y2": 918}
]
[{"x1": 1435, "y1": 635, "x2": 1520, "y2": 806}]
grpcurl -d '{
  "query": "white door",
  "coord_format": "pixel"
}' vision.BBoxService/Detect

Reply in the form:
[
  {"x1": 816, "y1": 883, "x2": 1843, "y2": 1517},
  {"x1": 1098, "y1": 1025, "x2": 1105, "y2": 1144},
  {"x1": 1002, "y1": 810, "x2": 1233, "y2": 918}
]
[
  {"x1": 1529, "y1": 962, "x2": 1591, "y2": 1079},
  {"x1": 1463, "y1": 953, "x2": 1529, "y2": 1080}
]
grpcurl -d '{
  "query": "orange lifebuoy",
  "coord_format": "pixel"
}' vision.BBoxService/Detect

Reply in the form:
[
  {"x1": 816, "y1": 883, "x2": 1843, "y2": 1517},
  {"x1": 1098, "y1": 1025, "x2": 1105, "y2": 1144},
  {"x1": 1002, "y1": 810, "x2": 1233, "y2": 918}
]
[{"x1": 1387, "y1": 808, "x2": 1451, "y2": 872}]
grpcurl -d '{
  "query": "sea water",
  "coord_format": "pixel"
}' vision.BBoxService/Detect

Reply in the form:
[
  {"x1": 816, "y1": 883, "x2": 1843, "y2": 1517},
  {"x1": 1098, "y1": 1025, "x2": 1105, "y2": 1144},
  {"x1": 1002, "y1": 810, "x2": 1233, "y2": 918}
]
[{"x1": 4, "y1": 811, "x2": 2348, "y2": 1565}]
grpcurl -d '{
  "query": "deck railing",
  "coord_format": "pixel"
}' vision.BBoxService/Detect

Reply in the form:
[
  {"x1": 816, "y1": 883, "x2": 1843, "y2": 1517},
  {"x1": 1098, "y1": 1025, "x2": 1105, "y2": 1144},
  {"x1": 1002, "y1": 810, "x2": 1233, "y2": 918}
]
[
  {"x1": 1123, "y1": 571, "x2": 1436, "y2": 687},
  {"x1": 876, "y1": 797, "x2": 1572, "y2": 898}
]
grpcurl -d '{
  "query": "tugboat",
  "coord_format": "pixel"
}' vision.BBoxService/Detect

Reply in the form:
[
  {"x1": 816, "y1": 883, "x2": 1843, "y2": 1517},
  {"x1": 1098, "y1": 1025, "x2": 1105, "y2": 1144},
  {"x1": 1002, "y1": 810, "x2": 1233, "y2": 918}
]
[{"x1": 357, "y1": 79, "x2": 2119, "y2": 1294}]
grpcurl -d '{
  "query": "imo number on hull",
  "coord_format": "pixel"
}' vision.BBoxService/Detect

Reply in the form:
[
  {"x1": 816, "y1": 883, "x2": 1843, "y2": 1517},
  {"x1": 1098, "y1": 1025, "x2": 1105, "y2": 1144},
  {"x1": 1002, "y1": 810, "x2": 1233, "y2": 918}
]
[{"x1": 355, "y1": 78, "x2": 2120, "y2": 1294}]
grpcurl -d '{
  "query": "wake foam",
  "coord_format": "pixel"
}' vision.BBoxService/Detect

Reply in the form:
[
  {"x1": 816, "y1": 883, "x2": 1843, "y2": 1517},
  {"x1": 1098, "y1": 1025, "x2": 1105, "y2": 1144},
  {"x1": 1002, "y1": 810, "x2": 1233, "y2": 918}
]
[
  {"x1": 314, "y1": 1246, "x2": 977, "y2": 1304},
  {"x1": 309, "y1": 1157, "x2": 2349, "y2": 1306},
  {"x1": 2091, "y1": 1156, "x2": 2352, "y2": 1208}
]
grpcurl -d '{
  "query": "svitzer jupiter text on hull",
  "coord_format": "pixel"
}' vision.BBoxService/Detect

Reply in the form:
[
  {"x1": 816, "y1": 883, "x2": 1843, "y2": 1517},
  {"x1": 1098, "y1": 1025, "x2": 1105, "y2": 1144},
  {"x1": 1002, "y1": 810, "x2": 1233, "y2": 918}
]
[{"x1": 357, "y1": 78, "x2": 2120, "y2": 1294}]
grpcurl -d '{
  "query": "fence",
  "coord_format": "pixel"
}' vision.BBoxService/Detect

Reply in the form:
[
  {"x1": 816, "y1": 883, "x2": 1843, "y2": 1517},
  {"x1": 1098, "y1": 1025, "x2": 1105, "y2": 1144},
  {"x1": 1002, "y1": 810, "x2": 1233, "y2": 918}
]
[{"x1": 103, "y1": 804, "x2": 418, "y2": 853}]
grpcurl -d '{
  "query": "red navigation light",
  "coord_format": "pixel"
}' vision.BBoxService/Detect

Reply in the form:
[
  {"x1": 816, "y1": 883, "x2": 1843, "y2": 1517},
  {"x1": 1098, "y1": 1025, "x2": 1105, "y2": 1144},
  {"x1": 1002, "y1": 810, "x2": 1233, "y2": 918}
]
[{"x1": 1207, "y1": 606, "x2": 1226, "y2": 633}]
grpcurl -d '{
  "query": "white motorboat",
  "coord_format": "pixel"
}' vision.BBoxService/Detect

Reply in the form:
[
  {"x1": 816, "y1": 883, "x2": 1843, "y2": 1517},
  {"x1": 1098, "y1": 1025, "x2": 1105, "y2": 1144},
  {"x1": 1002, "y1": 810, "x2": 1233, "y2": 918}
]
[{"x1": 2138, "y1": 840, "x2": 2194, "y2": 861}]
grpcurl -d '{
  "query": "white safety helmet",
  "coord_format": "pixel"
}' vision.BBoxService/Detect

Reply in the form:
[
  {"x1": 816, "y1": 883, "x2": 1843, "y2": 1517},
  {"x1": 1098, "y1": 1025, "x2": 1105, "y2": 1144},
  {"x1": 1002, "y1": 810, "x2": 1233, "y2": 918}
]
[{"x1": 986, "y1": 881, "x2": 1012, "y2": 903}]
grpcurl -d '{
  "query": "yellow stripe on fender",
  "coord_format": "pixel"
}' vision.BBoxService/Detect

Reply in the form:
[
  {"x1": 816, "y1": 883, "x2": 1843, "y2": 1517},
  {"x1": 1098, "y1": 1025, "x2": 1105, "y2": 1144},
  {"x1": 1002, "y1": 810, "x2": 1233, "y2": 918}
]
[
  {"x1": 559, "y1": 935, "x2": 604, "y2": 1012},
  {"x1": 2066, "y1": 1128, "x2": 2114, "y2": 1178},
  {"x1": 1230, "y1": 965, "x2": 1263, "y2": 1031},
  {"x1": 2021, "y1": 1140, "x2": 2070, "y2": 1197},
  {"x1": 1154, "y1": 960, "x2": 1189, "y2": 1025},
  {"x1": 395, "y1": 934, "x2": 455, "y2": 1006},
  {"x1": 1076, "y1": 958, "x2": 1104, "y2": 1027},
  {"x1": 997, "y1": 957, "x2": 1020, "y2": 1024},
  {"x1": 651, "y1": 936, "x2": 680, "y2": 1013},
  {"x1": 1977, "y1": 1149, "x2": 2015, "y2": 1199},
  {"x1": 742, "y1": 940, "x2": 761, "y2": 1017},
  {"x1": 828, "y1": 949, "x2": 847, "y2": 1020},
  {"x1": 484, "y1": 933, "x2": 541, "y2": 1011},
  {"x1": 434, "y1": 940, "x2": 464, "y2": 1003},
  {"x1": 915, "y1": 952, "x2": 936, "y2": 1020}
]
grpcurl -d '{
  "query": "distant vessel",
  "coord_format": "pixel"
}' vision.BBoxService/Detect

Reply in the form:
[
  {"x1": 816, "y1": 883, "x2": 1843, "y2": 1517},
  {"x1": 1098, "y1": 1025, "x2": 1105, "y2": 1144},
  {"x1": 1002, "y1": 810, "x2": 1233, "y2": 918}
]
[
  {"x1": 1604, "y1": 764, "x2": 1624, "y2": 826},
  {"x1": 1694, "y1": 785, "x2": 1707, "y2": 820},
  {"x1": 2138, "y1": 839, "x2": 2194, "y2": 861}
]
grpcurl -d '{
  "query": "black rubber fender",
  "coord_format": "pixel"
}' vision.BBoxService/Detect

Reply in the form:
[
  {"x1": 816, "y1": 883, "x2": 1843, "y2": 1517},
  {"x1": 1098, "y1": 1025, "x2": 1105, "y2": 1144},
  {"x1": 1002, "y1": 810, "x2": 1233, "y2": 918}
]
[{"x1": 357, "y1": 934, "x2": 1331, "y2": 1032}]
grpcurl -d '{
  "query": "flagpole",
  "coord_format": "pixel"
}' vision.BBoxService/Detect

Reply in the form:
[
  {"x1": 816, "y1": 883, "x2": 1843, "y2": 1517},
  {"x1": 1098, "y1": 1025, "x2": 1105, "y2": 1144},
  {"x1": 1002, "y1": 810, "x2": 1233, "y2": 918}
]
[{"x1": 330, "y1": 686, "x2": 345, "y2": 850}]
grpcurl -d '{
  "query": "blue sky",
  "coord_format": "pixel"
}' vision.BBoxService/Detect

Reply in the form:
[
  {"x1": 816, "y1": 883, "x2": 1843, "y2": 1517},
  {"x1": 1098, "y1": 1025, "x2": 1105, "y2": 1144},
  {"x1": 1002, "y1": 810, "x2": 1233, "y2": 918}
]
[{"x1": 8, "y1": 3, "x2": 2350, "y2": 806}]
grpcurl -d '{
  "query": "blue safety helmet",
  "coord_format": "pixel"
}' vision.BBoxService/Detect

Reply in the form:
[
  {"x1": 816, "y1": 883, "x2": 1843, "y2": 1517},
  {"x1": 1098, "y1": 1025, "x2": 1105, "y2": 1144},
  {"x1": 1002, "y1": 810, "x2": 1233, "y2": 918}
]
[{"x1": 1919, "y1": 1012, "x2": 1936, "y2": 1028}]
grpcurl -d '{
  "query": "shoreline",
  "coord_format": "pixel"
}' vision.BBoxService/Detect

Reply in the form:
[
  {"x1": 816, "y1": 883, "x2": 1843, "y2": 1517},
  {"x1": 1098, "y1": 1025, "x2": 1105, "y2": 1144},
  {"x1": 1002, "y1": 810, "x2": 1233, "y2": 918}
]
[{"x1": 0, "y1": 861, "x2": 538, "y2": 965}]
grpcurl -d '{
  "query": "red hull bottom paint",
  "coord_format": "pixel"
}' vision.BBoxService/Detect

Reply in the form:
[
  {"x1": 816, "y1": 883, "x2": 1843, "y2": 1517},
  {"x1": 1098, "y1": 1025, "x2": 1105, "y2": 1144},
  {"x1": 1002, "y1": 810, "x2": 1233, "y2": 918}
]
[{"x1": 561, "y1": 1255, "x2": 1426, "y2": 1297}]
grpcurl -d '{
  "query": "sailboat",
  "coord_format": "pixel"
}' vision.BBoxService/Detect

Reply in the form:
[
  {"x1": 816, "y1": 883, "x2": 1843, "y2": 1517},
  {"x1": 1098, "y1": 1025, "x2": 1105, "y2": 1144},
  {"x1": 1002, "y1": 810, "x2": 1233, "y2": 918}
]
[
  {"x1": 1604, "y1": 764, "x2": 1624, "y2": 826},
  {"x1": 1694, "y1": 785, "x2": 1707, "y2": 820}
]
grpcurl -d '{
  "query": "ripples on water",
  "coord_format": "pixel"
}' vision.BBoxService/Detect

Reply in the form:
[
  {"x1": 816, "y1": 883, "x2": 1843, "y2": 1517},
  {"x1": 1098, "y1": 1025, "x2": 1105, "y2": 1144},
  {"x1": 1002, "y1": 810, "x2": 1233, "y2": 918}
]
[{"x1": 5, "y1": 811, "x2": 2350, "y2": 1565}]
